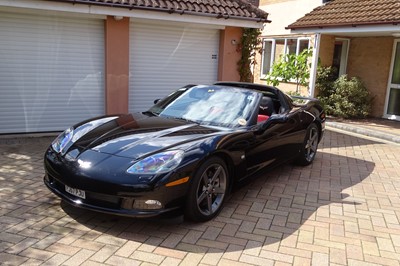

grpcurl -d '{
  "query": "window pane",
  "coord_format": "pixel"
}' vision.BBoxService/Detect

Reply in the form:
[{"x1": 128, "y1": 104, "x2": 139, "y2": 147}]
[
  {"x1": 275, "y1": 39, "x2": 285, "y2": 63},
  {"x1": 299, "y1": 39, "x2": 309, "y2": 53},
  {"x1": 287, "y1": 39, "x2": 297, "y2": 55},
  {"x1": 387, "y1": 88, "x2": 400, "y2": 115},
  {"x1": 391, "y1": 43, "x2": 400, "y2": 84},
  {"x1": 262, "y1": 41, "x2": 273, "y2": 75}
]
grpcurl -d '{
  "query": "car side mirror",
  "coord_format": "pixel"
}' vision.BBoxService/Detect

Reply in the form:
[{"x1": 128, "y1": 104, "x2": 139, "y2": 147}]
[
  {"x1": 154, "y1": 99, "x2": 160, "y2": 104},
  {"x1": 259, "y1": 114, "x2": 288, "y2": 131}
]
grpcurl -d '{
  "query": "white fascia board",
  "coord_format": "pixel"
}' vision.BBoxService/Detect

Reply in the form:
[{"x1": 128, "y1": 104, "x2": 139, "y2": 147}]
[
  {"x1": 290, "y1": 24, "x2": 400, "y2": 35},
  {"x1": 0, "y1": 0, "x2": 264, "y2": 29}
]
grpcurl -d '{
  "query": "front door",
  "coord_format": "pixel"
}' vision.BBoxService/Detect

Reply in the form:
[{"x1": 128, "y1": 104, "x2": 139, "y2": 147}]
[{"x1": 384, "y1": 40, "x2": 400, "y2": 120}]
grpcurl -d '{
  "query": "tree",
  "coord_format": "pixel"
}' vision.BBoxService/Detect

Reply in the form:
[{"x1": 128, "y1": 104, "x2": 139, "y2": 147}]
[{"x1": 265, "y1": 49, "x2": 313, "y2": 93}]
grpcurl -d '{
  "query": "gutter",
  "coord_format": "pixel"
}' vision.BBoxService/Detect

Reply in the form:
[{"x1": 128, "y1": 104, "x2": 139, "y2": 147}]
[
  {"x1": 52, "y1": 0, "x2": 271, "y2": 23},
  {"x1": 287, "y1": 20, "x2": 400, "y2": 30}
]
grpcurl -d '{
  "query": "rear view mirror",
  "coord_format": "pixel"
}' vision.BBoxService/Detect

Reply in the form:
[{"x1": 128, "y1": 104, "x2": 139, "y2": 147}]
[{"x1": 154, "y1": 99, "x2": 160, "y2": 104}]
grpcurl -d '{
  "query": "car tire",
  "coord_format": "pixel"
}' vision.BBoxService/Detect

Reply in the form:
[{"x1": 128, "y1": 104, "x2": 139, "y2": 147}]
[
  {"x1": 295, "y1": 123, "x2": 320, "y2": 166},
  {"x1": 185, "y1": 157, "x2": 229, "y2": 222}
]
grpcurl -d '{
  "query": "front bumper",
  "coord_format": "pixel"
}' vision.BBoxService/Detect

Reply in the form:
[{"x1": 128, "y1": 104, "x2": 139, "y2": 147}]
[
  {"x1": 44, "y1": 173, "x2": 182, "y2": 217},
  {"x1": 43, "y1": 147, "x2": 193, "y2": 218}
]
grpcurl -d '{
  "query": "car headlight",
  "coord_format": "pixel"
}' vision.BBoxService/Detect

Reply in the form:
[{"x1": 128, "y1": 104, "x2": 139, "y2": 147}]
[
  {"x1": 127, "y1": 150, "x2": 185, "y2": 174},
  {"x1": 52, "y1": 127, "x2": 74, "y2": 154}
]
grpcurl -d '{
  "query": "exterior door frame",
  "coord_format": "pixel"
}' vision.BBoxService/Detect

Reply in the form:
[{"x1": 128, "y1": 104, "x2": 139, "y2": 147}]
[
  {"x1": 335, "y1": 38, "x2": 350, "y2": 77},
  {"x1": 383, "y1": 39, "x2": 400, "y2": 120}
]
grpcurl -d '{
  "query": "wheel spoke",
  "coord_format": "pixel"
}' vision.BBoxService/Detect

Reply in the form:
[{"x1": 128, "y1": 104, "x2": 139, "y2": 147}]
[
  {"x1": 206, "y1": 195, "x2": 212, "y2": 214},
  {"x1": 213, "y1": 187, "x2": 225, "y2": 195},
  {"x1": 210, "y1": 166, "x2": 222, "y2": 183},
  {"x1": 200, "y1": 172, "x2": 209, "y2": 187},
  {"x1": 197, "y1": 190, "x2": 207, "y2": 205}
]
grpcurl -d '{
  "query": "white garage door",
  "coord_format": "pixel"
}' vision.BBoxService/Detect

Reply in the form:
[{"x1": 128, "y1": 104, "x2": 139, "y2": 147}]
[
  {"x1": 0, "y1": 12, "x2": 105, "y2": 133},
  {"x1": 129, "y1": 22, "x2": 219, "y2": 112}
]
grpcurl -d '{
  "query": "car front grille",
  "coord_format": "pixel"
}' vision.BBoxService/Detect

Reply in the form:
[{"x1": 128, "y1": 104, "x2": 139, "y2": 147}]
[{"x1": 46, "y1": 174, "x2": 121, "y2": 209}]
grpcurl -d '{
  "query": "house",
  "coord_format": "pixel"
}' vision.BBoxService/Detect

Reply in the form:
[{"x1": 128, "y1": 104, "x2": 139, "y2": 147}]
[
  {"x1": 253, "y1": 0, "x2": 323, "y2": 93},
  {"x1": 0, "y1": 0, "x2": 269, "y2": 134},
  {"x1": 255, "y1": 0, "x2": 400, "y2": 121}
]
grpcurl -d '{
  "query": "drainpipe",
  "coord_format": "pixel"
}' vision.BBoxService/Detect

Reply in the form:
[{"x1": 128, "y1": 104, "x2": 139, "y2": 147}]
[{"x1": 308, "y1": 33, "x2": 321, "y2": 97}]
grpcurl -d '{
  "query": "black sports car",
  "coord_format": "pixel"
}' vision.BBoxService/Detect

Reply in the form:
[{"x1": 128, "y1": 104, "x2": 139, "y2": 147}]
[{"x1": 44, "y1": 82, "x2": 325, "y2": 222}]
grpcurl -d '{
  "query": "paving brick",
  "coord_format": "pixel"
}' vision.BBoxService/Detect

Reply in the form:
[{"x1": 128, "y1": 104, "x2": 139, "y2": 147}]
[
  {"x1": 105, "y1": 255, "x2": 141, "y2": 266},
  {"x1": 312, "y1": 252, "x2": 329, "y2": 266},
  {"x1": 90, "y1": 245, "x2": 119, "y2": 263},
  {"x1": 130, "y1": 250, "x2": 165, "y2": 264},
  {"x1": 6, "y1": 237, "x2": 38, "y2": 254},
  {"x1": 196, "y1": 239, "x2": 229, "y2": 250},
  {"x1": 19, "y1": 247, "x2": 55, "y2": 261},
  {"x1": 362, "y1": 241, "x2": 381, "y2": 256},
  {"x1": 95, "y1": 235, "x2": 127, "y2": 247},
  {"x1": 200, "y1": 248, "x2": 223, "y2": 265},
  {"x1": 259, "y1": 249, "x2": 293, "y2": 263},
  {"x1": 218, "y1": 258, "x2": 251, "y2": 266},
  {"x1": 42, "y1": 254, "x2": 70, "y2": 266},
  {"x1": 114, "y1": 240, "x2": 141, "y2": 258},
  {"x1": 181, "y1": 230, "x2": 203, "y2": 244},
  {"x1": 239, "y1": 254, "x2": 274, "y2": 266},
  {"x1": 364, "y1": 254, "x2": 400, "y2": 266},
  {"x1": 201, "y1": 226, "x2": 222, "y2": 241},
  {"x1": 0, "y1": 232, "x2": 26, "y2": 244},
  {"x1": 0, "y1": 252, "x2": 29, "y2": 265},
  {"x1": 293, "y1": 256, "x2": 311, "y2": 266},
  {"x1": 70, "y1": 238, "x2": 104, "y2": 252},
  {"x1": 63, "y1": 249, "x2": 96, "y2": 266},
  {"x1": 221, "y1": 244, "x2": 244, "y2": 261},
  {"x1": 153, "y1": 246, "x2": 186, "y2": 259},
  {"x1": 180, "y1": 253, "x2": 204, "y2": 266}
]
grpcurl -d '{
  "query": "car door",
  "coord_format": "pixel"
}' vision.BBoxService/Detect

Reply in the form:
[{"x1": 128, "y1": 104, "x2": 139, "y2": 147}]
[{"x1": 244, "y1": 107, "x2": 306, "y2": 177}]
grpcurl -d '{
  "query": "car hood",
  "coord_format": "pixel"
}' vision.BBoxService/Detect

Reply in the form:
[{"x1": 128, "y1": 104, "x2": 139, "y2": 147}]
[{"x1": 70, "y1": 113, "x2": 225, "y2": 159}]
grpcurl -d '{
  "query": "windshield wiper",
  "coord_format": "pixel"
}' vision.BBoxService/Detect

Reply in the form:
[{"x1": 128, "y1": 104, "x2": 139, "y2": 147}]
[
  {"x1": 143, "y1": 110, "x2": 159, "y2": 117},
  {"x1": 160, "y1": 115, "x2": 199, "y2": 124}
]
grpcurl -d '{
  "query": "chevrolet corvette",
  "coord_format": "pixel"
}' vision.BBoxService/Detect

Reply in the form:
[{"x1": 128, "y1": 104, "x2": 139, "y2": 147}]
[{"x1": 44, "y1": 82, "x2": 325, "y2": 222}]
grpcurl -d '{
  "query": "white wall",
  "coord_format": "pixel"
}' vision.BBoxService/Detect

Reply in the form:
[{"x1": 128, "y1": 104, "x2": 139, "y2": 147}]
[{"x1": 260, "y1": 0, "x2": 322, "y2": 36}]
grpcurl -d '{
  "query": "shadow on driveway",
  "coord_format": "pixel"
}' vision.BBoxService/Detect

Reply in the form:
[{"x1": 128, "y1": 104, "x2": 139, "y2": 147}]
[{"x1": 49, "y1": 130, "x2": 376, "y2": 253}]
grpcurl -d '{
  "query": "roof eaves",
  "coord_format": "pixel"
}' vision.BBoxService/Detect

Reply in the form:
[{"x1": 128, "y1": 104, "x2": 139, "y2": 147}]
[
  {"x1": 287, "y1": 20, "x2": 400, "y2": 30},
  {"x1": 49, "y1": 0, "x2": 271, "y2": 23}
]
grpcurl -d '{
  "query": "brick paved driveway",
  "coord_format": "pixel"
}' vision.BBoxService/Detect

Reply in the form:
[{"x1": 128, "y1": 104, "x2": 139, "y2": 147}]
[{"x1": 1, "y1": 129, "x2": 400, "y2": 266}]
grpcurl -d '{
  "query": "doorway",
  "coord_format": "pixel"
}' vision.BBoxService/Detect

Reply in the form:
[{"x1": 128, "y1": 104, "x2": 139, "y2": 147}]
[{"x1": 332, "y1": 38, "x2": 350, "y2": 78}]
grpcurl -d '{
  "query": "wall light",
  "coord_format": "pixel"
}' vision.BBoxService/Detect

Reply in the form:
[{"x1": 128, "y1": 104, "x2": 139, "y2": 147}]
[{"x1": 231, "y1": 39, "x2": 237, "y2": 45}]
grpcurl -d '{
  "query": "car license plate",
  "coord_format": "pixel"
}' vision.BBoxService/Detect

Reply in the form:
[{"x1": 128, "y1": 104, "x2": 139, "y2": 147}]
[{"x1": 65, "y1": 185, "x2": 86, "y2": 199}]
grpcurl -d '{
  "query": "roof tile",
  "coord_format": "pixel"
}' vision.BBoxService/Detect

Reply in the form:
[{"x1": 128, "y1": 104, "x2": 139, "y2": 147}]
[
  {"x1": 288, "y1": 0, "x2": 400, "y2": 29},
  {"x1": 52, "y1": 0, "x2": 269, "y2": 21}
]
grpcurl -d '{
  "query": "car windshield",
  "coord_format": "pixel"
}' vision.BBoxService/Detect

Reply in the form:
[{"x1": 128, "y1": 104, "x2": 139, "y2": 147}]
[{"x1": 148, "y1": 85, "x2": 260, "y2": 128}]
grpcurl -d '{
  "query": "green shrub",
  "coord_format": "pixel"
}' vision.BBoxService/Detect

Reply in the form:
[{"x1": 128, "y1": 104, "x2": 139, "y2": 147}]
[
  {"x1": 316, "y1": 67, "x2": 371, "y2": 118},
  {"x1": 330, "y1": 75, "x2": 371, "y2": 118},
  {"x1": 315, "y1": 66, "x2": 337, "y2": 115}
]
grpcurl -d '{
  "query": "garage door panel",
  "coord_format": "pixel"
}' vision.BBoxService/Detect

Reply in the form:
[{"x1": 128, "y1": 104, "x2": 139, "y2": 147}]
[
  {"x1": 0, "y1": 12, "x2": 104, "y2": 133},
  {"x1": 129, "y1": 22, "x2": 219, "y2": 112}
]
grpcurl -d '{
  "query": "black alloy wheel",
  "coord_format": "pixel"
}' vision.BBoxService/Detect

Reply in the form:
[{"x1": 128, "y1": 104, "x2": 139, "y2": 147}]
[
  {"x1": 295, "y1": 123, "x2": 320, "y2": 166},
  {"x1": 185, "y1": 157, "x2": 228, "y2": 222}
]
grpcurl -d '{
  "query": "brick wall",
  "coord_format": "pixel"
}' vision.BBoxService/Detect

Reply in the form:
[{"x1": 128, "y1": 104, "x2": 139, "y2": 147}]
[{"x1": 347, "y1": 37, "x2": 393, "y2": 117}]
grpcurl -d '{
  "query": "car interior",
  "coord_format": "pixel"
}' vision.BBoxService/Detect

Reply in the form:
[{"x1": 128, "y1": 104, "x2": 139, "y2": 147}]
[{"x1": 257, "y1": 96, "x2": 274, "y2": 123}]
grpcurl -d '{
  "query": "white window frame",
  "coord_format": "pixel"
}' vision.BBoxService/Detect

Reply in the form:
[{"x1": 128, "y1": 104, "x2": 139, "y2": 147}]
[{"x1": 261, "y1": 37, "x2": 311, "y2": 79}]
